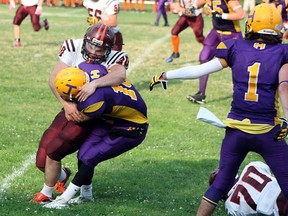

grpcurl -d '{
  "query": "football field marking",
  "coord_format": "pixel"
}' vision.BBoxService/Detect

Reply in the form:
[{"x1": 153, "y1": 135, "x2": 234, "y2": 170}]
[
  {"x1": 127, "y1": 33, "x2": 170, "y2": 75},
  {"x1": 0, "y1": 153, "x2": 35, "y2": 199}
]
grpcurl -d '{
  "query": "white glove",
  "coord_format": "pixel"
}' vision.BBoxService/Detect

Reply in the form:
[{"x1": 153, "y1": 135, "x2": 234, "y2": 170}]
[
  {"x1": 35, "y1": 5, "x2": 42, "y2": 15},
  {"x1": 9, "y1": 0, "x2": 15, "y2": 10}
]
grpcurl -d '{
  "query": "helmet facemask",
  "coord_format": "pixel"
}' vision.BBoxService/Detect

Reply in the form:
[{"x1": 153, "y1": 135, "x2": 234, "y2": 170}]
[
  {"x1": 82, "y1": 39, "x2": 111, "y2": 64},
  {"x1": 81, "y1": 24, "x2": 114, "y2": 64}
]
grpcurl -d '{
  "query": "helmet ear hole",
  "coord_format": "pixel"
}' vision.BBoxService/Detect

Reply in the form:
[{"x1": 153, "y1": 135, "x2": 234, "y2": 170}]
[{"x1": 54, "y1": 68, "x2": 88, "y2": 102}]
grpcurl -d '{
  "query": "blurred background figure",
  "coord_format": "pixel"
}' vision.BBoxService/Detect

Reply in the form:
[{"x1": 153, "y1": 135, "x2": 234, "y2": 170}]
[
  {"x1": 242, "y1": 0, "x2": 255, "y2": 16},
  {"x1": 154, "y1": 0, "x2": 170, "y2": 26},
  {"x1": 166, "y1": 0, "x2": 205, "y2": 63}
]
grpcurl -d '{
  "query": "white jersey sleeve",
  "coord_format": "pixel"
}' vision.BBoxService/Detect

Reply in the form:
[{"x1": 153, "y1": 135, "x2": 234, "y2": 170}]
[
  {"x1": 58, "y1": 39, "x2": 85, "y2": 67},
  {"x1": 225, "y1": 161, "x2": 280, "y2": 216}
]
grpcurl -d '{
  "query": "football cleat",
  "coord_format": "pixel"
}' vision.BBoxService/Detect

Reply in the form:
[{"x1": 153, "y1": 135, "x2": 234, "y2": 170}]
[
  {"x1": 43, "y1": 196, "x2": 68, "y2": 209},
  {"x1": 30, "y1": 192, "x2": 53, "y2": 204},
  {"x1": 43, "y1": 18, "x2": 49, "y2": 31},
  {"x1": 68, "y1": 195, "x2": 94, "y2": 205},
  {"x1": 166, "y1": 52, "x2": 180, "y2": 63},
  {"x1": 54, "y1": 167, "x2": 71, "y2": 194},
  {"x1": 13, "y1": 41, "x2": 21, "y2": 48},
  {"x1": 187, "y1": 91, "x2": 206, "y2": 104}
]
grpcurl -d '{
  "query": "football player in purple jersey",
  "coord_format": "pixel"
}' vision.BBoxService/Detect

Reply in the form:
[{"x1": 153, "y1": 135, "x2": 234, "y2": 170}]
[
  {"x1": 150, "y1": 3, "x2": 288, "y2": 215},
  {"x1": 166, "y1": 0, "x2": 205, "y2": 63},
  {"x1": 30, "y1": 23, "x2": 129, "y2": 203},
  {"x1": 42, "y1": 64, "x2": 148, "y2": 209},
  {"x1": 154, "y1": 0, "x2": 170, "y2": 26},
  {"x1": 186, "y1": 0, "x2": 244, "y2": 104}
]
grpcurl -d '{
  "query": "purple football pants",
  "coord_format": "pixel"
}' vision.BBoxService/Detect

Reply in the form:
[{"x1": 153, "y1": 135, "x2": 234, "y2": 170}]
[
  {"x1": 204, "y1": 126, "x2": 288, "y2": 204},
  {"x1": 78, "y1": 120, "x2": 148, "y2": 168},
  {"x1": 198, "y1": 28, "x2": 243, "y2": 94}
]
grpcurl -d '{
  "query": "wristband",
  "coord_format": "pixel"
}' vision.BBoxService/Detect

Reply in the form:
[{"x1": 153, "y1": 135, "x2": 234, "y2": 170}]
[{"x1": 221, "y1": 13, "x2": 228, "y2": 19}]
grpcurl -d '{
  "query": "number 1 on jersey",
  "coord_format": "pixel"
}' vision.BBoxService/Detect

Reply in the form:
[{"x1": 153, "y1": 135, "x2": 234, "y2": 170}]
[{"x1": 245, "y1": 63, "x2": 260, "y2": 102}]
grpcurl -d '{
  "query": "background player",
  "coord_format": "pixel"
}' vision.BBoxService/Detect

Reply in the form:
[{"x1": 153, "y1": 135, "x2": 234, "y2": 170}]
[
  {"x1": 10, "y1": 0, "x2": 49, "y2": 47},
  {"x1": 166, "y1": 0, "x2": 205, "y2": 63},
  {"x1": 83, "y1": 0, "x2": 123, "y2": 51},
  {"x1": 186, "y1": 0, "x2": 244, "y2": 104}
]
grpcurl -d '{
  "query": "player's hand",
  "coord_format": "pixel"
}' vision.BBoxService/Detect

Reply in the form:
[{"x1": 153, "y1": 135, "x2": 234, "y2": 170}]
[
  {"x1": 63, "y1": 102, "x2": 85, "y2": 122},
  {"x1": 9, "y1": 0, "x2": 15, "y2": 10},
  {"x1": 274, "y1": 118, "x2": 288, "y2": 141},
  {"x1": 212, "y1": 11, "x2": 222, "y2": 20},
  {"x1": 185, "y1": 5, "x2": 196, "y2": 16},
  {"x1": 35, "y1": 6, "x2": 42, "y2": 15},
  {"x1": 76, "y1": 81, "x2": 96, "y2": 102},
  {"x1": 87, "y1": 16, "x2": 99, "y2": 25},
  {"x1": 149, "y1": 72, "x2": 168, "y2": 91}
]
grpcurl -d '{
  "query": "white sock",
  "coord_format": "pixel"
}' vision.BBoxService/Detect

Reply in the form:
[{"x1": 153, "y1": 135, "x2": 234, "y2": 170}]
[
  {"x1": 40, "y1": 183, "x2": 54, "y2": 198},
  {"x1": 80, "y1": 184, "x2": 93, "y2": 197},
  {"x1": 61, "y1": 183, "x2": 80, "y2": 202},
  {"x1": 58, "y1": 168, "x2": 67, "y2": 182}
]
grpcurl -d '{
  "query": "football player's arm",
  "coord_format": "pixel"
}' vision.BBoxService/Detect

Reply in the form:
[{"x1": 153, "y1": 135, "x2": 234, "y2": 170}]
[
  {"x1": 76, "y1": 64, "x2": 126, "y2": 102},
  {"x1": 49, "y1": 61, "x2": 86, "y2": 122},
  {"x1": 164, "y1": 58, "x2": 227, "y2": 79},
  {"x1": 274, "y1": 64, "x2": 288, "y2": 141},
  {"x1": 223, "y1": 0, "x2": 245, "y2": 20},
  {"x1": 150, "y1": 58, "x2": 227, "y2": 90},
  {"x1": 102, "y1": 14, "x2": 118, "y2": 28},
  {"x1": 279, "y1": 64, "x2": 288, "y2": 119}
]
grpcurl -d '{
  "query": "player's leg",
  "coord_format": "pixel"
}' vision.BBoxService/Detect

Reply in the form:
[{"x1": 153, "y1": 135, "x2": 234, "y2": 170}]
[
  {"x1": 166, "y1": 16, "x2": 188, "y2": 63},
  {"x1": 187, "y1": 29, "x2": 219, "y2": 104}
]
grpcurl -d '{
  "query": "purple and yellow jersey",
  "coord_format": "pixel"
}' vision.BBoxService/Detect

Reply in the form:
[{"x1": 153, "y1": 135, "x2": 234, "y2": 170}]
[
  {"x1": 215, "y1": 39, "x2": 288, "y2": 133},
  {"x1": 78, "y1": 61, "x2": 109, "y2": 81},
  {"x1": 207, "y1": 0, "x2": 241, "y2": 32},
  {"x1": 76, "y1": 62, "x2": 148, "y2": 125}
]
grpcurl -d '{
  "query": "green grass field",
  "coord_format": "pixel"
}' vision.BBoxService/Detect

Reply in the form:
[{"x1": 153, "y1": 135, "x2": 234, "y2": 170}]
[{"x1": 0, "y1": 4, "x2": 274, "y2": 216}]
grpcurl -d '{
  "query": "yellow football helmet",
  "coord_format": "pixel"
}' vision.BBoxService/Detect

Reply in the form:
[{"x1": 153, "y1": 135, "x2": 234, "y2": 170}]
[
  {"x1": 54, "y1": 68, "x2": 88, "y2": 101},
  {"x1": 245, "y1": 3, "x2": 282, "y2": 36}
]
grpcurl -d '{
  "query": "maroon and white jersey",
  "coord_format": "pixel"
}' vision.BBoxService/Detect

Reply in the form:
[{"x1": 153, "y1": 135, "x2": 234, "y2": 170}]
[
  {"x1": 225, "y1": 161, "x2": 281, "y2": 215},
  {"x1": 83, "y1": 0, "x2": 120, "y2": 33},
  {"x1": 21, "y1": 0, "x2": 40, "y2": 6},
  {"x1": 58, "y1": 39, "x2": 129, "y2": 69},
  {"x1": 179, "y1": 0, "x2": 202, "y2": 16}
]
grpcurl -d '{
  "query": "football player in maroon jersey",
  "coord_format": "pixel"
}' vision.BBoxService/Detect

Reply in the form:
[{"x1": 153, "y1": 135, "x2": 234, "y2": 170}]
[
  {"x1": 30, "y1": 23, "x2": 129, "y2": 203},
  {"x1": 11, "y1": 0, "x2": 49, "y2": 47},
  {"x1": 166, "y1": 0, "x2": 205, "y2": 63}
]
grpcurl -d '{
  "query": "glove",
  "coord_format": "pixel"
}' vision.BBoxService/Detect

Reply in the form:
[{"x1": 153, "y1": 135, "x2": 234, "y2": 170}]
[
  {"x1": 87, "y1": 16, "x2": 99, "y2": 26},
  {"x1": 35, "y1": 6, "x2": 42, "y2": 15},
  {"x1": 185, "y1": 5, "x2": 196, "y2": 16},
  {"x1": 274, "y1": 118, "x2": 288, "y2": 141},
  {"x1": 149, "y1": 72, "x2": 168, "y2": 91},
  {"x1": 212, "y1": 11, "x2": 222, "y2": 21},
  {"x1": 9, "y1": 0, "x2": 15, "y2": 10}
]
